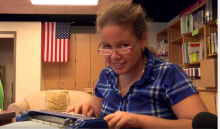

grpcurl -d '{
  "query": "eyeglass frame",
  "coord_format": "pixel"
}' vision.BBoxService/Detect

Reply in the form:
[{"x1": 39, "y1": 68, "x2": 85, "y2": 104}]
[{"x1": 97, "y1": 32, "x2": 143, "y2": 55}]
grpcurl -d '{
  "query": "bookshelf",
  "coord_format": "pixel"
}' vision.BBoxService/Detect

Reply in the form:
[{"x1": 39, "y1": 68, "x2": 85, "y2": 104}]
[
  {"x1": 158, "y1": 0, "x2": 218, "y2": 70},
  {"x1": 157, "y1": 27, "x2": 168, "y2": 61},
  {"x1": 157, "y1": 0, "x2": 218, "y2": 115}
]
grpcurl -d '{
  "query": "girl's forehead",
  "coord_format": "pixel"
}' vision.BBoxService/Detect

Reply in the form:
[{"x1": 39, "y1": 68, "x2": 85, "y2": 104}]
[{"x1": 100, "y1": 25, "x2": 134, "y2": 36}]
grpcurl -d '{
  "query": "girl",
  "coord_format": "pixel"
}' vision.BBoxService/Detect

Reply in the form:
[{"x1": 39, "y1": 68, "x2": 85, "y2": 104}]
[{"x1": 67, "y1": 3, "x2": 208, "y2": 129}]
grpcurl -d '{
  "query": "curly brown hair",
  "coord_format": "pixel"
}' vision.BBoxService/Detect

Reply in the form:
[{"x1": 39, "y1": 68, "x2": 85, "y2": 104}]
[
  {"x1": 96, "y1": 2, "x2": 151, "y2": 37},
  {"x1": 96, "y1": 2, "x2": 158, "y2": 57}
]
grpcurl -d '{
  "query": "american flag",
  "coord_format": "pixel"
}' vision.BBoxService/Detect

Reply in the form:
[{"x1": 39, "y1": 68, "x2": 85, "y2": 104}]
[{"x1": 42, "y1": 22, "x2": 71, "y2": 62}]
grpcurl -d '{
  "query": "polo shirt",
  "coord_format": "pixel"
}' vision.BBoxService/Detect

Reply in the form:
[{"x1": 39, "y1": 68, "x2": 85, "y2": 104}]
[{"x1": 95, "y1": 47, "x2": 198, "y2": 119}]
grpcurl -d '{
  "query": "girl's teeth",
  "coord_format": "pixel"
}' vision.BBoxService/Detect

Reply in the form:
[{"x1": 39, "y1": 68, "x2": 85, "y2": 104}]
[{"x1": 115, "y1": 63, "x2": 122, "y2": 66}]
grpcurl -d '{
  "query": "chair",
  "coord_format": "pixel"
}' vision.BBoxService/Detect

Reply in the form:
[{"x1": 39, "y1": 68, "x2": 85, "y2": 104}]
[
  {"x1": 7, "y1": 90, "x2": 94, "y2": 122},
  {"x1": 76, "y1": 88, "x2": 94, "y2": 96}
]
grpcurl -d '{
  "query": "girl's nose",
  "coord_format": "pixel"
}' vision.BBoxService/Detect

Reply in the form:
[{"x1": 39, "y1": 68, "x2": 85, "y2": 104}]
[{"x1": 110, "y1": 50, "x2": 121, "y2": 60}]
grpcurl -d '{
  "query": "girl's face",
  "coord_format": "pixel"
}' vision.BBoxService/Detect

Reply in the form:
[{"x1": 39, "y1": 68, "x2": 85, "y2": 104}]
[{"x1": 99, "y1": 25, "x2": 146, "y2": 75}]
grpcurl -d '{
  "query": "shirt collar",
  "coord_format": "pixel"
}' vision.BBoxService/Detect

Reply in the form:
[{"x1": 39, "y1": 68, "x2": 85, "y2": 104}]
[{"x1": 137, "y1": 47, "x2": 155, "y2": 85}]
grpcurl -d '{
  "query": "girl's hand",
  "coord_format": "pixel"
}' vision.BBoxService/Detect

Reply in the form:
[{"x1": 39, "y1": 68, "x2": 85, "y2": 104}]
[{"x1": 104, "y1": 111, "x2": 141, "y2": 129}]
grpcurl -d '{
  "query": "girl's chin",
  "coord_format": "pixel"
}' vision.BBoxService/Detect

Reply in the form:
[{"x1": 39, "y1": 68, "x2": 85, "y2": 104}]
[{"x1": 112, "y1": 68, "x2": 128, "y2": 75}]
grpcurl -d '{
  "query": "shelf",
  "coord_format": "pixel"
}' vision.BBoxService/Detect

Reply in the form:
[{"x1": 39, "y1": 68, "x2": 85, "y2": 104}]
[
  {"x1": 170, "y1": 36, "x2": 182, "y2": 44},
  {"x1": 185, "y1": 61, "x2": 200, "y2": 65},
  {"x1": 157, "y1": 27, "x2": 167, "y2": 35},
  {"x1": 208, "y1": 54, "x2": 218, "y2": 57},
  {"x1": 184, "y1": 26, "x2": 204, "y2": 36},
  {"x1": 207, "y1": 19, "x2": 218, "y2": 26},
  {"x1": 168, "y1": 19, "x2": 180, "y2": 28}
]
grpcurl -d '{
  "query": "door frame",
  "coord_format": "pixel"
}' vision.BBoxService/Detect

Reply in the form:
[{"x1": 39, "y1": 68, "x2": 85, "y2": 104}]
[{"x1": 0, "y1": 31, "x2": 16, "y2": 103}]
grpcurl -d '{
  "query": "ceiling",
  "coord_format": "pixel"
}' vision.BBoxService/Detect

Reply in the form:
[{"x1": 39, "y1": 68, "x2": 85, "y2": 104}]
[{"x1": 0, "y1": 0, "x2": 198, "y2": 26}]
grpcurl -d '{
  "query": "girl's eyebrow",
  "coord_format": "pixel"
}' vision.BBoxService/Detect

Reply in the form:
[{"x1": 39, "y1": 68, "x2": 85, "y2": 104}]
[
  {"x1": 101, "y1": 40, "x2": 130, "y2": 44},
  {"x1": 101, "y1": 42, "x2": 109, "y2": 44}
]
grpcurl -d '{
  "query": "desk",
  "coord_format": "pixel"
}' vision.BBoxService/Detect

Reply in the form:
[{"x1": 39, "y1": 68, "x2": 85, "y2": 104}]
[{"x1": 0, "y1": 111, "x2": 15, "y2": 126}]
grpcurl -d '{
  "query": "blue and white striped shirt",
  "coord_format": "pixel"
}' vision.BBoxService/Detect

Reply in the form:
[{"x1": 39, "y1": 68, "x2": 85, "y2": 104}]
[{"x1": 94, "y1": 47, "x2": 198, "y2": 119}]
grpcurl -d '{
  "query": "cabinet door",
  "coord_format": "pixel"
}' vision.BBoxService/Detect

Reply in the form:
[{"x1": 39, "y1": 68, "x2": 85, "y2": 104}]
[
  {"x1": 76, "y1": 34, "x2": 91, "y2": 88},
  {"x1": 90, "y1": 34, "x2": 106, "y2": 88},
  {"x1": 60, "y1": 34, "x2": 76, "y2": 90},
  {"x1": 44, "y1": 62, "x2": 59, "y2": 90},
  {"x1": 199, "y1": 92, "x2": 216, "y2": 115}
]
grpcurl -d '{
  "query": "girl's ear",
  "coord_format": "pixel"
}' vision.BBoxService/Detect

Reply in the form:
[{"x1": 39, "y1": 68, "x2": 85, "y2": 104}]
[{"x1": 140, "y1": 32, "x2": 147, "y2": 47}]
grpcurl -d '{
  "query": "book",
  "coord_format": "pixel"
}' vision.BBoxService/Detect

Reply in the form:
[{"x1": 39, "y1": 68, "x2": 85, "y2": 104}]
[{"x1": 214, "y1": 32, "x2": 218, "y2": 53}]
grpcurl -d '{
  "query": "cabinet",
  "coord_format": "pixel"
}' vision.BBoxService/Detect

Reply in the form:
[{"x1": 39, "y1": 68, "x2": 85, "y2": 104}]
[
  {"x1": 44, "y1": 62, "x2": 59, "y2": 90},
  {"x1": 90, "y1": 34, "x2": 106, "y2": 88},
  {"x1": 76, "y1": 34, "x2": 91, "y2": 88},
  {"x1": 59, "y1": 34, "x2": 76, "y2": 90},
  {"x1": 200, "y1": 58, "x2": 217, "y2": 88},
  {"x1": 215, "y1": 92, "x2": 218, "y2": 115},
  {"x1": 75, "y1": 34, "x2": 105, "y2": 88},
  {"x1": 44, "y1": 34, "x2": 106, "y2": 91},
  {"x1": 199, "y1": 91, "x2": 217, "y2": 115},
  {"x1": 44, "y1": 34, "x2": 76, "y2": 90}
]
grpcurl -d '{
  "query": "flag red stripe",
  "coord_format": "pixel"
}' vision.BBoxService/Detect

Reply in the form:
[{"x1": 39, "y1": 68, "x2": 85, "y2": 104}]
[
  {"x1": 51, "y1": 22, "x2": 54, "y2": 62},
  {"x1": 67, "y1": 39, "x2": 70, "y2": 61},
  {"x1": 59, "y1": 39, "x2": 61, "y2": 62},
  {"x1": 55, "y1": 39, "x2": 57, "y2": 62},
  {"x1": 63, "y1": 39, "x2": 66, "y2": 62},
  {"x1": 46, "y1": 22, "x2": 50, "y2": 62},
  {"x1": 42, "y1": 22, "x2": 45, "y2": 61}
]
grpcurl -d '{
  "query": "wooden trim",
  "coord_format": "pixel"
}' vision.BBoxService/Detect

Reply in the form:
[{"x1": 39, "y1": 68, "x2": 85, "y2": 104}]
[
  {"x1": 0, "y1": 31, "x2": 16, "y2": 103},
  {"x1": 197, "y1": 88, "x2": 218, "y2": 92}
]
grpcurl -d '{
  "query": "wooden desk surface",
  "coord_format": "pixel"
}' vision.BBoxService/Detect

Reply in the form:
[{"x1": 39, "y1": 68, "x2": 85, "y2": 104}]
[
  {"x1": 0, "y1": 111, "x2": 15, "y2": 114},
  {"x1": 0, "y1": 111, "x2": 15, "y2": 120}
]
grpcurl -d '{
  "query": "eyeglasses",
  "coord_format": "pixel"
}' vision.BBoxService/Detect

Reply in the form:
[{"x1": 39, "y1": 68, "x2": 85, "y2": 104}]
[{"x1": 97, "y1": 33, "x2": 142, "y2": 55}]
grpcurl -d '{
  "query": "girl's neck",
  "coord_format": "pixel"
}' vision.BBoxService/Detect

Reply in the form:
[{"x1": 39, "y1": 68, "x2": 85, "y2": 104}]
[{"x1": 119, "y1": 55, "x2": 147, "y2": 88}]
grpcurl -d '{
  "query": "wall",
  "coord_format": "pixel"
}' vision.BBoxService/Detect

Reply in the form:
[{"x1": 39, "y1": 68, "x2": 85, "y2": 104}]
[
  {"x1": 71, "y1": 26, "x2": 96, "y2": 34},
  {"x1": 0, "y1": 38, "x2": 14, "y2": 109},
  {"x1": 147, "y1": 22, "x2": 168, "y2": 49},
  {"x1": 168, "y1": 15, "x2": 179, "y2": 26},
  {"x1": 71, "y1": 22, "x2": 168, "y2": 50},
  {"x1": 0, "y1": 22, "x2": 42, "y2": 102}
]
